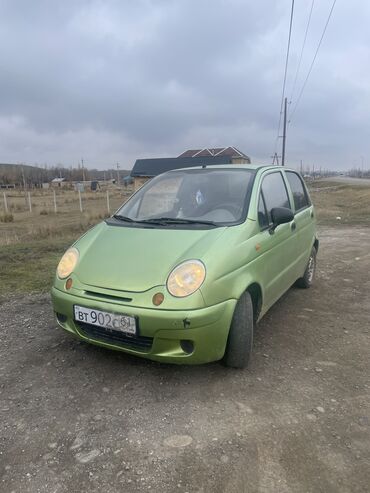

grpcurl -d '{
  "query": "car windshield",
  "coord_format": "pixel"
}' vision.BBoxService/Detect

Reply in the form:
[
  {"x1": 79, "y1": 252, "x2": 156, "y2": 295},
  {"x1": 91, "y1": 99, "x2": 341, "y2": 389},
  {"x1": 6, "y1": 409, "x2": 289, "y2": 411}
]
[{"x1": 116, "y1": 168, "x2": 255, "y2": 226}]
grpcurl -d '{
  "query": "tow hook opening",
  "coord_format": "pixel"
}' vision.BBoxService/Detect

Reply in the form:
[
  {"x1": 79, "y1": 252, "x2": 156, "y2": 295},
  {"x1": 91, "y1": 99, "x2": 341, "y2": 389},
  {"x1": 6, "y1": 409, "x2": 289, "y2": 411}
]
[{"x1": 56, "y1": 312, "x2": 67, "y2": 324}]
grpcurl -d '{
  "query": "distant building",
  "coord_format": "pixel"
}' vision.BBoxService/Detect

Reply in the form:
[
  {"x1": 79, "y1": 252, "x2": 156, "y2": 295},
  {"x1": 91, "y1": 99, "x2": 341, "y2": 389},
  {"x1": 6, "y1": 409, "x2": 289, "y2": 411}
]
[
  {"x1": 178, "y1": 147, "x2": 250, "y2": 164},
  {"x1": 90, "y1": 180, "x2": 100, "y2": 191},
  {"x1": 51, "y1": 177, "x2": 67, "y2": 187},
  {"x1": 123, "y1": 175, "x2": 134, "y2": 186},
  {"x1": 130, "y1": 146, "x2": 251, "y2": 190}
]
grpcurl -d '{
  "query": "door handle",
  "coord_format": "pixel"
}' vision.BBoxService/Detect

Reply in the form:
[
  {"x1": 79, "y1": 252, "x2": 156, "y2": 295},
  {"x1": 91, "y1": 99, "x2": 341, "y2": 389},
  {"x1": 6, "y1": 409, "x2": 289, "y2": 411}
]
[{"x1": 291, "y1": 221, "x2": 296, "y2": 231}]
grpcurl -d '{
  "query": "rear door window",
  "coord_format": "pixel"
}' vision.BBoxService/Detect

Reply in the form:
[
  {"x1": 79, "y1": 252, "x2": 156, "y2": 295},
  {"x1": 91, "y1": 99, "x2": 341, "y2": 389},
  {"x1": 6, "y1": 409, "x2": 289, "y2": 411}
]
[
  {"x1": 286, "y1": 171, "x2": 310, "y2": 211},
  {"x1": 261, "y1": 172, "x2": 291, "y2": 223}
]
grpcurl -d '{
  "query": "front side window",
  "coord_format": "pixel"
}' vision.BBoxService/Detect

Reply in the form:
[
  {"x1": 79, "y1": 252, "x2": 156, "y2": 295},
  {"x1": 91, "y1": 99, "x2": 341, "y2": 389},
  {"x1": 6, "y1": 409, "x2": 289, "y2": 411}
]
[
  {"x1": 116, "y1": 168, "x2": 255, "y2": 227},
  {"x1": 261, "y1": 172, "x2": 290, "y2": 223},
  {"x1": 286, "y1": 171, "x2": 310, "y2": 211}
]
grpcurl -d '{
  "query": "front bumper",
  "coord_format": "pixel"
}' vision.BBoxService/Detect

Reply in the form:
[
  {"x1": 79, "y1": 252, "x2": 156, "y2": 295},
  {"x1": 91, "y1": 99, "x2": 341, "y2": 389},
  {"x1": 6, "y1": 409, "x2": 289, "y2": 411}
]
[{"x1": 51, "y1": 287, "x2": 236, "y2": 364}]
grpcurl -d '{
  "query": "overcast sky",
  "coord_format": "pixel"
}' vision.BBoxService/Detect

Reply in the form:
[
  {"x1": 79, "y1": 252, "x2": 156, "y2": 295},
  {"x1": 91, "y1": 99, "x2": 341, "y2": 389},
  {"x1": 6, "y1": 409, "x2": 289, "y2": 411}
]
[{"x1": 0, "y1": 0, "x2": 368, "y2": 170}]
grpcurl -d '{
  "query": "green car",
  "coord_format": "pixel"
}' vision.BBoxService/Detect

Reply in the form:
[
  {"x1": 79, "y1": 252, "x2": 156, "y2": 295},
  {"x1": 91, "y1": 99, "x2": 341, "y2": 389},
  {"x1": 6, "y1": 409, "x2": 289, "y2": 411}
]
[{"x1": 51, "y1": 164, "x2": 318, "y2": 368}]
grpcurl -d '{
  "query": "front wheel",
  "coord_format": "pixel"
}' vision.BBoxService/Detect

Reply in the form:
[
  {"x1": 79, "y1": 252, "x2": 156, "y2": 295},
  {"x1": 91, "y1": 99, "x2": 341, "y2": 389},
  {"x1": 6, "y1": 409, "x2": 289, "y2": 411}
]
[
  {"x1": 223, "y1": 291, "x2": 254, "y2": 369},
  {"x1": 295, "y1": 246, "x2": 317, "y2": 289}
]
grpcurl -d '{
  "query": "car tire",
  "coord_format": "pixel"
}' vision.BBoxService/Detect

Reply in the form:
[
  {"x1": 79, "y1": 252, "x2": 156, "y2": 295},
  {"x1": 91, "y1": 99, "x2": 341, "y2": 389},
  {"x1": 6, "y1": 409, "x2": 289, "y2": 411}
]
[
  {"x1": 223, "y1": 291, "x2": 254, "y2": 369},
  {"x1": 295, "y1": 246, "x2": 317, "y2": 289}
]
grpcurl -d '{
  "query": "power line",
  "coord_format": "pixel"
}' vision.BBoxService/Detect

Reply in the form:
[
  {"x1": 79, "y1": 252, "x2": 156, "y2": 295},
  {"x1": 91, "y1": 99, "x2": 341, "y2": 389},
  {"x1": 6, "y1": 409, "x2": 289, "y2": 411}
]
[
  {"x1": 289, "y1": 0, "x2": 337, "y2": 123},
  {"x1": 289, "y1": 0, "x2": 315, "y2": 104},
  {"x1": 282, "y1": 97, "x2": 288, "y2": 165},
  {"x1": 274, "y1": 0, "x2": 295, "y2": 154}
]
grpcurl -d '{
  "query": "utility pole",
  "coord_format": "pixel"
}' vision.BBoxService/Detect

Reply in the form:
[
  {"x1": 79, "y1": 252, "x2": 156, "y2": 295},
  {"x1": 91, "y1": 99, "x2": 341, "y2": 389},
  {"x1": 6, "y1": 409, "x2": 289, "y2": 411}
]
[
  {"x1": 300, "y1": 159, "x2": 303, "y2": 174},
  {"x1": 271, "y1": 153, "x2": 280, "y2": 165},
  {"x1": 116, "y1": 163, "x2": 120, "y2": 186},
  {"x1": 281, "y1": 97, "x2": 288, "y2": 166},
  {"x1": 81, "y1": 158, "x2": 86, "y2": 182},
  {"x1": 21, "y1": 165, "x2": 27, "y2": 207},
  {"x1": 21, "y1": 166, "x2": 26, "y2": 190}
]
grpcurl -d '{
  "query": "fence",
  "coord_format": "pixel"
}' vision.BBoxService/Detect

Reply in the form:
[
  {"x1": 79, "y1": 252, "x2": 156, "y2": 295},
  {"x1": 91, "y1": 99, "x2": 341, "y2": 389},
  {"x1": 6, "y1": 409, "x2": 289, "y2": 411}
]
[
  {"x1": 1, "y1": 188, "x2": 131, "y2": 216},
  {"x1": 0, "y1": 188, "x2": 134, "y2": 246}
]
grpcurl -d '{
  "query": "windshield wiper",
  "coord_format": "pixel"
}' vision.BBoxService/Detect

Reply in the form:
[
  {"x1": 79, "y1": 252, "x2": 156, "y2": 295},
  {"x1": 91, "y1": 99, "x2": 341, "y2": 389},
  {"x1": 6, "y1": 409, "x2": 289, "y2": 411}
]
[
  {"x1": 112, "y1": 214, "x2": 135, "y2": 222},
  {"x1": 112, "y1": 215, "x2": 218, "y2": 227},
  {"x1": 139, "y1": 217, "x2": 218, "y2": 226}
]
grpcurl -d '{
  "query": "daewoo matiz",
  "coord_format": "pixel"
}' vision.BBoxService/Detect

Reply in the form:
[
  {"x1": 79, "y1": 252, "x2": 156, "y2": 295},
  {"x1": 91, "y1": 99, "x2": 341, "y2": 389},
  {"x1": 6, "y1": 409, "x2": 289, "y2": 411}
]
[{"x1": 52, "y1": 165, "x2": 318, "y2": 368}]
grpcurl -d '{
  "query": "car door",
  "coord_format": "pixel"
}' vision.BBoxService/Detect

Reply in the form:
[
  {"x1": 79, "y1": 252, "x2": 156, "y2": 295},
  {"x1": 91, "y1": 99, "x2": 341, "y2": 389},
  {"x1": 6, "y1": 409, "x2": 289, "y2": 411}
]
[
  {"x1": 254, "y1": 170, "x2": 297, "y2": 310},
  {"x1": 284, "y1": 170, "x2": 315, "y2": 279}
]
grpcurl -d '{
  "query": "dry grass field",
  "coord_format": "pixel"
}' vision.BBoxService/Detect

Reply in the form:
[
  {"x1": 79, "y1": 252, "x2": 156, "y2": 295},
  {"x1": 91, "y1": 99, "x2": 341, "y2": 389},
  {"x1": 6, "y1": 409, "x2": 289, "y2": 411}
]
[
  {"x1": 0, "y1": 187, "x2": 131, "y2": 245},
  {"x1": 0, "y1": 187, "x2": 132, "y2": 296},
  {"x1": 308, "y1": 180, "x2": 370, "y2": 225},
  {"x1": 1, "y1": 179, "x2": 370, "y2": 297}
]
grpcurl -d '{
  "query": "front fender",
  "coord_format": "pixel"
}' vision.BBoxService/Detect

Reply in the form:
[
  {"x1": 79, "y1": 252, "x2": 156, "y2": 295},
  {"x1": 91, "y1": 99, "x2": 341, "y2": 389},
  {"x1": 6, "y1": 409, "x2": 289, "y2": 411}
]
[{"x1": 200, "y1": 220, "x2": 265, "y2": 306}]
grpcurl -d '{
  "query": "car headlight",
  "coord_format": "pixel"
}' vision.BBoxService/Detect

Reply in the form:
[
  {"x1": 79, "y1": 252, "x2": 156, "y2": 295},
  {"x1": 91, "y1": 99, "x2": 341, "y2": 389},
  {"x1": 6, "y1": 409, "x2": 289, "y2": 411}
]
[
  {"x1": 57, "y1": 247, "x2": 79, "y2": 279},
  {"x1": 167, "y1": 260, "x2": 206, "y2": 297}
]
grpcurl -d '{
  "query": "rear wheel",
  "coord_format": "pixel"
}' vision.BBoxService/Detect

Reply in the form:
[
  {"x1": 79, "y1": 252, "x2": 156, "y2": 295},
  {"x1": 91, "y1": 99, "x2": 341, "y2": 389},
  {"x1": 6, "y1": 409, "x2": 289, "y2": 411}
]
[
  {"x1": 295, "y1": 247, "x2": 317, "y2": 288},
  {"x1": 223, "y1": 291, "x2": 254, "y2": 369}
]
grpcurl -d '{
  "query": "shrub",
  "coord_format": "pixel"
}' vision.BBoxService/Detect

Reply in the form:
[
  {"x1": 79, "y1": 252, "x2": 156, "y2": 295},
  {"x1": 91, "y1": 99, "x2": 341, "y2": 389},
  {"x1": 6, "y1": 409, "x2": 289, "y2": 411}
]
[
  {"x1": 39, "y1": 209, "x2": 49, "y2": 215},
  {"x1": 86, "y1": 211, "x2": 107, "y2": 222},
  {"x1": 10, "y1": 203, "x2": 24, "y2": 212},
  {"x1": 1, "y1": 213, "x2": 14, "y2": 223}
]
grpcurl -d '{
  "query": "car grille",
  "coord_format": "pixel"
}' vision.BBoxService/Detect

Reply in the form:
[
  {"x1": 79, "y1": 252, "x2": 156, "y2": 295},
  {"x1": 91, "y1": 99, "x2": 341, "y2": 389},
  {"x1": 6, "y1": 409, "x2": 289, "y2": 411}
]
[
  {"x1": 76, "y1": 322, "x2": 153, "y2": 351},
  {"x1": 84, "y1": 290, "x2": 133, "y2": 303}
]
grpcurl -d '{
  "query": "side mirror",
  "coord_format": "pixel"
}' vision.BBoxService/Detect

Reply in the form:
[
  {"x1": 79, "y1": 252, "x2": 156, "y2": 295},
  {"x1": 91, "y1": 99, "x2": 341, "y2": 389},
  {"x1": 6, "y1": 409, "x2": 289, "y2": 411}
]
[{"x1": 269, "y1": 207, "x2": 294, "y2": 234}]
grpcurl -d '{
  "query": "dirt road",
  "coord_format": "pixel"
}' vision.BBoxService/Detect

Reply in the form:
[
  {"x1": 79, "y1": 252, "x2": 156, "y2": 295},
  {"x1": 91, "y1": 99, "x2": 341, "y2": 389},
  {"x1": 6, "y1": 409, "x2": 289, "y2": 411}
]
[
  {"x1": 319, "y1": 176, "x2": 370, "y2": 186},
  {"x1": 1, "y1": 226, "x2": 369, "y2": 493}
]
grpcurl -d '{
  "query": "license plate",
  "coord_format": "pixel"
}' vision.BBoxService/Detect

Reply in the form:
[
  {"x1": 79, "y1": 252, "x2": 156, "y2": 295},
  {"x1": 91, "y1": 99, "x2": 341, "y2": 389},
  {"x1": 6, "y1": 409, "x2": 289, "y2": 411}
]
[{"x1": 74, "y1": 305, "x2": 137, "y2": 335}]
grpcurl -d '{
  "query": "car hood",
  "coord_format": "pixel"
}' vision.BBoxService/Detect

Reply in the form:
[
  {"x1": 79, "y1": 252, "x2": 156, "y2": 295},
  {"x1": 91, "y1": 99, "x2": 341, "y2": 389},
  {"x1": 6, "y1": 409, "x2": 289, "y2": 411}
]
[{"x1": 75, "y1": 221, "x2": 227, "y2": 292}]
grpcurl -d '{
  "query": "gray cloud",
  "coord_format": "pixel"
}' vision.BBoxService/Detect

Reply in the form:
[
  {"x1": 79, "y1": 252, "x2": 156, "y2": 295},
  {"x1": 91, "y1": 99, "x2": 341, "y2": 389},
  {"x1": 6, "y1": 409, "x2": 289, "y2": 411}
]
[{"x1": 0, "y1": 0, "x2": 368, "y2": 169}]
